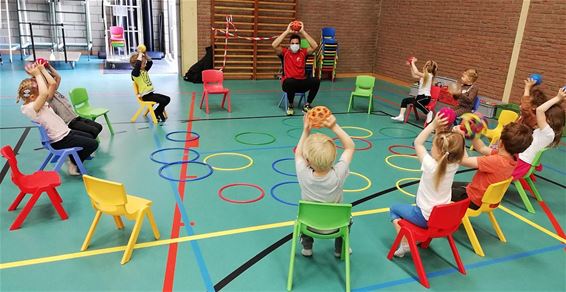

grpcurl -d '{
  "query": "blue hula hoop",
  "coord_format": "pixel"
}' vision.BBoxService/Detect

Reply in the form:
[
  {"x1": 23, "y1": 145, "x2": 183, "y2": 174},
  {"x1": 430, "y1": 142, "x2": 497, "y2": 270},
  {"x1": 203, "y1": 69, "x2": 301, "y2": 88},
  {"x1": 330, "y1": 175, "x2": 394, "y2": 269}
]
[
  {"x1": 272, "y1": 158, "x2": 296, "y2": 177},
  {"x1": 158, "y1": 161, "x2": 213, "y2": 182},
  {"x1": 165, "y1": 131, "x2": 200, "y2": 142},
  {"x1": 150, "y1": 148, "x2": 200, "y2": 164},
  {"x1": 270, "y1": 181, "x2": 300, "y2": 206}
]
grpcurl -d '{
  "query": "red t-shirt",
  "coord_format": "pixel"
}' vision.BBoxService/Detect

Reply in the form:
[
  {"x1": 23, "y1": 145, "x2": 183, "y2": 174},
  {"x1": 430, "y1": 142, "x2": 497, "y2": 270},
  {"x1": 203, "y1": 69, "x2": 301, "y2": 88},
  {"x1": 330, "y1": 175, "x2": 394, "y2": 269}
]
[
  {"x1": 466, "y1": 151, "x2": 516, "y2": 207},
  {"x1": 281, "y1": 47, "x2": 307, "y2": 81}
]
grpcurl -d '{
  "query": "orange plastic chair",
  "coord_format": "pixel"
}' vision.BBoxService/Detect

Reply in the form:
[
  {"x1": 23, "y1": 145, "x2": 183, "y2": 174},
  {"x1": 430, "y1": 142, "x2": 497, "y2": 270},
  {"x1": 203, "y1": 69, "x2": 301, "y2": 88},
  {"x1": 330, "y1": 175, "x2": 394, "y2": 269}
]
[
  {"x1": 461, "y1": 177, "x2": 513, "y2": 257},
  {"x1": 387, "y1": 199, "x2": 470, "y2": 288},
  {"x1": 130, "y1": 82, "x2": 167, "y2": 124},
  {"x1": 81, "y1": 175, "x2": 160, "y2": 264},
  {"x1": 200, "y1": 69, "x2": 231, "y2": 114},
  {"x1": 1, "y1": 145, "x2": 68, "y2": 230}
]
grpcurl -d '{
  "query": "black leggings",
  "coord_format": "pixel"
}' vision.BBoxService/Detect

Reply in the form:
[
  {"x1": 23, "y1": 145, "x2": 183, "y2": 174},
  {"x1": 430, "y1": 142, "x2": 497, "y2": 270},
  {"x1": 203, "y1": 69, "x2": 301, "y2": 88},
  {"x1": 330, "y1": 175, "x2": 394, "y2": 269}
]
[
  {"x1": 451, "y1": 181, "x2": 480, "y2": 210},
  {"x1": 400, "y1": 94, "x2": 431, "y2": 114},
  {"x1": 282, "y1": 77, "x2": 321, "y2": 105},
  {"x1": 142, "y1": 92, "x2": 170, "y2": 118},
  {"x1": 51, "y1": 130, "x2": 99, "y2": 165},
  {"x1": 68, "y1": 117, "x2": 103, "y2": 139}
]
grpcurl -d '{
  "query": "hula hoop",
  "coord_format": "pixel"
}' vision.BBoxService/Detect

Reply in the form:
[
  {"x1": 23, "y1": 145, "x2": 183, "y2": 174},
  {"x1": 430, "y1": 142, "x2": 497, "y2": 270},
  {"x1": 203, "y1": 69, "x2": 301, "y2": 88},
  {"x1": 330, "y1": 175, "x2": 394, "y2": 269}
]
[
  {"x1": 385, "y1": 155, "x2": 422, "y2": 172},
  {"x1": 341, "y1": 126, "x2": 374, "y2": 139},
  {"x1": 387, "y1": 145, "x2": 416, "y2": 156},
  {"x1": 395, "y1": 177, "x2": 420, "y2": 197},
  {"x1": 344, "y1": 171, "x2": 372, "y2": 193},
  {"x1": 333, "y1": 137, "x2": 373, "y2": 151},
  {"x1": 270, "y1": 181, "x2": 300, "y2": 206},
  {"x1": 282, "y1": 117, "x2": 302, "y2": 127},
  {"x1": 272, "y1": 158, "x2": 296, "y2": 177},
  {"x1": 150, "y1": 148, "x2": 200, "y2": 164},
  {"x1": 203, "y1": 152, "x2": 253, "y2": 171},
  {"x1": 218, "y1": 183, "x2": 265, "y2": 204},
  {"x1": 234, "y1": 132, "x2": 276, "y2": 145},
  {"x1": 165, "y1": 131, "x2": 200, "y2": 142},
  {"x1": 158, "y1": 161, "x2": 213, "y2": 182},
  {"x1": 378, "y1": 127, "x2": 418, "y2": 139}
]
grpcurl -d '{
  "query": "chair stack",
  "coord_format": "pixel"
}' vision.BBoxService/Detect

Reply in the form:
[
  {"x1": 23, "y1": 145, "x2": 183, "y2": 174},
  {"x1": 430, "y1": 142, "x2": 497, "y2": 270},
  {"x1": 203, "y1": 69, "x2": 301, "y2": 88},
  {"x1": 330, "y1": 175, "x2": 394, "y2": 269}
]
[{"x1": 315, "y1": 27, "x2": 338, "y2": 81}]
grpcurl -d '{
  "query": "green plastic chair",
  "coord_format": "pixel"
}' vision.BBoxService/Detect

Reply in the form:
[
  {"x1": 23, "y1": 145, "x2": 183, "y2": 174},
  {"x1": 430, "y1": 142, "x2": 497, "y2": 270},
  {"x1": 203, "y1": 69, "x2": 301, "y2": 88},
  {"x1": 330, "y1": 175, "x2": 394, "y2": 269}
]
[
  {"x1": 287, "y1": 200, "x2": 352, "y2": 291},
  {"x1": 347, "y1": 75, "x2": 375, "y2": 114},
  {"x1": 69, "y1": 88, "x2": 114, "y2": 135},
  {"x1": 512, "y1": 148, "x2": 548, "y2": 213}
]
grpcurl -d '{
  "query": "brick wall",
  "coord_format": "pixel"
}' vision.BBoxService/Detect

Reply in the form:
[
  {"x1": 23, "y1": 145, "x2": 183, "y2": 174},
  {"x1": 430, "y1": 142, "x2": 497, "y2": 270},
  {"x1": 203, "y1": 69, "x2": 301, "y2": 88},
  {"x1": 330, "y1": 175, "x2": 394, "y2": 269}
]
[
  {"x1": 0, "y1": 0, "x2": 164, "y2": 55},
  {"x1": 510, "y1": 0, "x2": 566, "y2": 104},
  {"x1": 196, "y1": 0, "x2": 380, "y2": 74}
]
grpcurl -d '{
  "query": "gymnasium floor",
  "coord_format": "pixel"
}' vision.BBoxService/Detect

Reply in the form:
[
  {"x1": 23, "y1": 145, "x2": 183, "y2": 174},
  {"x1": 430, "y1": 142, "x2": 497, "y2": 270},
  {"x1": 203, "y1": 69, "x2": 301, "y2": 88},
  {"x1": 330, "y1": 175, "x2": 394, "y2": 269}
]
[{"x1": 0, "y1": 58, "x2": 565, "y2": 291}]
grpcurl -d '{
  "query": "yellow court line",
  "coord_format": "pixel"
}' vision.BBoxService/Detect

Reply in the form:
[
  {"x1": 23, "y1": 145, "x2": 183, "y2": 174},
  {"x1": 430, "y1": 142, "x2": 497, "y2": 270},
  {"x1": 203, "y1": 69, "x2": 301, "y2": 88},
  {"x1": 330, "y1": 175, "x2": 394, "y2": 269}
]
[
  {"x1": 499, "y1": 205, "x2": 566, "y2": 244},
  {"x1": 0, "y1": 207, "x2": 391, "y2": 270}
]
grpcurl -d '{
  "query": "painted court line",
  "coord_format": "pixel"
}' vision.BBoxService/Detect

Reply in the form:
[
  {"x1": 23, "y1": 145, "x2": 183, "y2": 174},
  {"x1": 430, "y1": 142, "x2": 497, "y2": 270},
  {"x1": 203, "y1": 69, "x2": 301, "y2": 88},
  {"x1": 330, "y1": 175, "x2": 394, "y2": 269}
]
[
  {"x1": 0, "y1": 208, "x2": 390, "y2": 270},
  {"x1": 352, "y1": 243, "x2": 566, "y2": 291},
  {"x1": 498, "y1": 205, "x2": 566, "y2": 243}
]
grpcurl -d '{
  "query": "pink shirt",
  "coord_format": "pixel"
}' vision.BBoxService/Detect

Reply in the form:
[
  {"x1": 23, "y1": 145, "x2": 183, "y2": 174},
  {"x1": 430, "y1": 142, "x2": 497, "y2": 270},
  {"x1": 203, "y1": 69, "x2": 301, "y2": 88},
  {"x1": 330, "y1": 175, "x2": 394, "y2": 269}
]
[{"x1": 21, "y1": 101, "x2": 70, "y2": 143}]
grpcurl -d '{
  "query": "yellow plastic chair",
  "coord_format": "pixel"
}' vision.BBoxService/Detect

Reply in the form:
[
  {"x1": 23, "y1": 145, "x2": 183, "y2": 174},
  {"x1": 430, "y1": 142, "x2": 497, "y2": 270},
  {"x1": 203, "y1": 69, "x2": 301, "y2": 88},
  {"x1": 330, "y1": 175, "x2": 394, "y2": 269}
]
[
  {"x1": 483, "y1": 110, "x2": 519, "y2": 146},
  {"x1": 81, "y1": 175, "x2": 160, "y2": 264},
  {"x1": 461, "y1": 177, "x2": 513, "y2": 257},
  {"x1": 130, "y1": 82, "x2": 167, "y2": 124}
]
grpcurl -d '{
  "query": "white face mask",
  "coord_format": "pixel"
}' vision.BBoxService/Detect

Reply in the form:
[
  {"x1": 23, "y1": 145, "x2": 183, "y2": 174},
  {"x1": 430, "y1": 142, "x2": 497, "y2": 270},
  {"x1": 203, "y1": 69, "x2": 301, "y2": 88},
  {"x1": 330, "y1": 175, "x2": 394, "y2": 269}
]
[{"x1": 290, "y1": 44, "x2": 300, "y2": 53}]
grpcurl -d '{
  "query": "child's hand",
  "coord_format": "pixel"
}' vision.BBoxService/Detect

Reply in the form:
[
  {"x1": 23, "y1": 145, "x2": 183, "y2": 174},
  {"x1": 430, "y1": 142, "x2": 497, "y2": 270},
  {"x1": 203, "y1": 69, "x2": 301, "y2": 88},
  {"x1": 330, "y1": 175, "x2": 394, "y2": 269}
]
[
  {"x1": 322, "y1": 114, "x2": 337, "y2": 129},
  {"x1": 433, "y1": 112, "x2": 448, "y2": 128},
  {"x1": 411, "y1": 57, "x2": 417, "y2": 64},
  {"x1": 524, "y1": 78, "x2": 537, "y2": 89},
  {"x1": 25, "y1": 63, "x2": 40, "y2": 76},
  {"x1": 452, "y1": 125, "x2": 465, "y2": 136},
  {"x1": 557, "y1": 87, "x2": 566, "y2": 102},
  {"x1": 36, "y1": 62, "x2": 45, "y2": 71}
]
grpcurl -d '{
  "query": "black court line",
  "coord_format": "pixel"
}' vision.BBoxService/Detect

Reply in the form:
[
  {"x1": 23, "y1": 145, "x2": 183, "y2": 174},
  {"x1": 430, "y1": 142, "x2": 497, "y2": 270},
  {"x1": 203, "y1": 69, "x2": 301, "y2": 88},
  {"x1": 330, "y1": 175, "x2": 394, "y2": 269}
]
[
  {"x1": 534, "y1": 174, "x2": 566, "y2": 189},
  {"x1": 0, "y1": 127, "x2": 31, "y2": 185}
]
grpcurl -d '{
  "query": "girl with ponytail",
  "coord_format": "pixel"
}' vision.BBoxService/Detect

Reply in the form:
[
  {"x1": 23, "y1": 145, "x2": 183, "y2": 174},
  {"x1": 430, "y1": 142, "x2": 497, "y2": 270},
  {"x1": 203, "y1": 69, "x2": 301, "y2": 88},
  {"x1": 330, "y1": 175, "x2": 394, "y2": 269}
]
[{"x1": 389, "y1": 112, "x2": 465, "y2": 257}]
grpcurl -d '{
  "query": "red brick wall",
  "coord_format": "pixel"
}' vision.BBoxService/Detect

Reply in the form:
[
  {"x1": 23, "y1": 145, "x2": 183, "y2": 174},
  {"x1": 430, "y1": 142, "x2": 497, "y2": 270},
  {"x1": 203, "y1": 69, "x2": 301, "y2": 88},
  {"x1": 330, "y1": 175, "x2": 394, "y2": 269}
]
[
  {"x1": 196, "y1": 0, "x2": 379, "y2": 74},
  {"x1": 510, "y1": 0, "x2": 566, "y2": 104},
  {"x1": 374, "y1": 0, "x2": 522, "y2": 101}
]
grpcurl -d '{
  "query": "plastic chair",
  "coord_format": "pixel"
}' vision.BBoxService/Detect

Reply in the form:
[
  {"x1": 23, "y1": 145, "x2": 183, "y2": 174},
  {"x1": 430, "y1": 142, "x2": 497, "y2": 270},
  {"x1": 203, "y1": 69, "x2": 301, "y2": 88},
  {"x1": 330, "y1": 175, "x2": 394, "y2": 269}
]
[
  {"x1": 512, "y1": 148, "x2": 548, "y2": 213},
  {"x1": 1, "y1": 145, "x2": 68, "y2": 230},
  {"x1": 130, "y1": 82, "x2": 167, "y2": 124},
  {"x1": 387, "y1": 199, "x2": 470, "y2": 288},
  {"x1": 200, "y1": 69, "x2": 231, "y2": 114},
  {"x1": 483, "y1": 110, "x2": 518, "y2": 146},
  {"x1": 471, "y1": 96, "x2": 481, "y2": 112},
  {"x1": 321, "y1": 27, "x2": 336, "y2": 44},
  {"x1": 109, "y1": 26, "x2": 125, "y2": 48},
  {"x1": 81, "y1": 175, "x2": 160, "y2": 264},
  {"x1": 34, "y1": 122, "x2": 88, "y2": 175},
  {"x1": 287, "y1": 200, "x2": 352, "y2": 291},
  {"x1": 347, "y1": 75, "x2": 375, "y2": 114},
  {"x1": 404, "y1": 85, "x2": 441, "y2": 125},
  {"x1": 278, "y1": 92, "x2": 306, "y2": 110},
  {"x1": 461, "y1": 177, "x2": 513, "y2": 257},
  {"x1": 69, "y1": 88, "x2": 114, "y2": 135}
]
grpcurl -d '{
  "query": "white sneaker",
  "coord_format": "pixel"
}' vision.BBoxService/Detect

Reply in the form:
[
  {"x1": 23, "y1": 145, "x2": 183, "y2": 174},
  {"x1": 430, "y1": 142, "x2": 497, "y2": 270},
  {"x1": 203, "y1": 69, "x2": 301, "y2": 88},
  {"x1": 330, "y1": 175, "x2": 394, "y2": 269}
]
[
  {"x1": 335, "y1": 247, "x2": 353, "y2": 258},
  {"x1": 67, "y1": 162, "x2": 81, "y2": 176},
  {"x1": 426, "y1": 111, "x2": 434, "y2": 124},
  {"x1": 394, "y1": 244, "x2": 410, "y2": 258},
  {"x1": 301, "y1": 248, "x2": 313, "y2": 257},
  {"x1": 391, "y1": 115, "x2": 404, "y2": 122}
]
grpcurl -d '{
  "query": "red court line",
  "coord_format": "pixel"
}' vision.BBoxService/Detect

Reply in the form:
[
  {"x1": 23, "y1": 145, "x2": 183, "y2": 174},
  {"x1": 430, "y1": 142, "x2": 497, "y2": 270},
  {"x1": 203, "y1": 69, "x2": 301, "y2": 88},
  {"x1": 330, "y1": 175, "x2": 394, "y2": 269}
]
[
  {"x1": 163, "y1": 92, "x2": 197, "y2": 291},
  {"x1": 374, "y1": 95, "x2": 401, "y2": 107},
  {"x1": 538, "y1": 201, "x2": 566, "y2": 251}
]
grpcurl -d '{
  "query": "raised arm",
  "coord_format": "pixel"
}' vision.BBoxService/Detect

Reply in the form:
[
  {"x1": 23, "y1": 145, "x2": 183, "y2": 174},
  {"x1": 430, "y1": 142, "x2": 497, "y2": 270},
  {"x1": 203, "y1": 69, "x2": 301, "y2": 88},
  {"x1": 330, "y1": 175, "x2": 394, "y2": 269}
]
[
  {"x1": 39, "y1": 65, "x2": 58, "y2": 100},
  {"x1": 30, "y1": 64, "x2": 49, "y2": 112},
  {"x1": 324, "y1": 115, "x2": 355, "y2": 164},
  {"x1": 131, "y1": 53, "x2": 144, "y2": 77},
  {"x1": 45, "y1": 63, "x2": 61, "y2": 89},
  {"x1": 295, "y1": 113, "x2": 311, "y2": 161},
  {"x1": 272, "y1": 23, "x2": 292, "y2": 55},
  {"x1": 536, "y1": 87, "x2": 566, "y2": 129},
  {"x1": 414, "y1": 113, "x2": 448, "y2": 162},
  {"x1": 409, "y1": 58, "x2": 424, "y2": 79},
  {"x1": 298, "y1": 22, "x2": 318, "y2": 55}
]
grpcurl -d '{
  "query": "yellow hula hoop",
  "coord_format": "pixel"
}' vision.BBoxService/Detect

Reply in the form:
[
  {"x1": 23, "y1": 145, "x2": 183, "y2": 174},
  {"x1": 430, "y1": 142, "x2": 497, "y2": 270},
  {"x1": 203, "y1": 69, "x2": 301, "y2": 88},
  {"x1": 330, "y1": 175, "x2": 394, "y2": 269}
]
[
  {"x1": 395, "y1": 177, "x2": 420, "y2": 197},
  {"x1": 203, "y1": 152, "x2": 254, "y2": 171},
  {"x1": 344, "y1": 171, "x2": 372, "y2": 193},
  {"x1": 385, "y1": 154, "x2": 422, "y2": 172},
  {"x1": 341, "y1": 126, "x2": 374, "y2": 139}
]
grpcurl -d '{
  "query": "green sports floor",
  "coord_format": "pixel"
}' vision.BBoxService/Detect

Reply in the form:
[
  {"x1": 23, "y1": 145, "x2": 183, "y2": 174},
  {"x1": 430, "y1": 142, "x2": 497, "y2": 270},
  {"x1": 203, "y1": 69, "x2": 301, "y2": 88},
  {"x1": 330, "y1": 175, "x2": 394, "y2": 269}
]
[{"x1": 0, "y1": 58, "x2": 565, "y2": 291}]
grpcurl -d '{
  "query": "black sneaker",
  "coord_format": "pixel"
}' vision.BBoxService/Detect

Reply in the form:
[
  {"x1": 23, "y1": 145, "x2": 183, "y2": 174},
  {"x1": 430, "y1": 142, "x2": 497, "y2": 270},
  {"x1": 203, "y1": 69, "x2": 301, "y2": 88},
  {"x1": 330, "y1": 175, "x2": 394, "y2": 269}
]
[
  {"x1": 286, "y1": 106, "x2": 294, "y2": 116},
  {"x1": 302, "y1": 103, "x2": 313, "y2": 113}
]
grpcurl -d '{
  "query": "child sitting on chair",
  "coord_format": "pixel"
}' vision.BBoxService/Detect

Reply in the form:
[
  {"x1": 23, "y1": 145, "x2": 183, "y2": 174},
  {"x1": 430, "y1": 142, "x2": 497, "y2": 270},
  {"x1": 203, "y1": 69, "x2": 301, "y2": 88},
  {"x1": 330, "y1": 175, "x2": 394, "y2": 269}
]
[
  {"x1": 451, "y1": 69, "x2": 479, "y2": 117},
  {"x1": 391, "y1": 58, "x2": 438, "y2": 124},
  {"x1": 513, "y1": 79, "x2": 565, "y2": 179},
  {"x1": 18, "y1": 63, "x2": 98, "y2": 175},
  {"x1": 390, "y1": 113, "x2": 466, "y2": 257},
  {"x1": 42, "y1": 63, "x2": 103, "y2": 139},
  {"x1": 130, "y1": 50, "x2": 170, "y2": 122},
  {"x1": 451, "y1": 122, "x2": 532, "y2": 209},
  {"x1": 295, "y1": 113, "x2": 355, "y2": 257}
]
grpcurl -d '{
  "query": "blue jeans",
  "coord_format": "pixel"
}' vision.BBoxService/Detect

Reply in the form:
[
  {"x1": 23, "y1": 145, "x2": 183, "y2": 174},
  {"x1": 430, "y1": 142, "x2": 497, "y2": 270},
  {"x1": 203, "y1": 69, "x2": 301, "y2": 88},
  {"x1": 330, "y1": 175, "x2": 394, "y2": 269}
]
[{"x1": 389, "y1": 204, "x2": 428, "y2": 228}]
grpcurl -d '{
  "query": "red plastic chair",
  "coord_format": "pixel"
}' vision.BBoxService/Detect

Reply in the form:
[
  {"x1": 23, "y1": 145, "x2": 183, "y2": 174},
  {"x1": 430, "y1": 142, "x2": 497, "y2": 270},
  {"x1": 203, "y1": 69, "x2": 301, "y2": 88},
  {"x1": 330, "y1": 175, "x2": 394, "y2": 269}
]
[
  {"x1": 200, "y1": 69, "x2": 231, "y2": 114},
  {"x1": 404, "y1": 85, "x2": 441, "y2": 126},
  {"x1": 1, "y1": 145, "x2": 68, "y2": 230},
  {"x1": 387, "y1": 199, "x2": 470, "y2": 288}
]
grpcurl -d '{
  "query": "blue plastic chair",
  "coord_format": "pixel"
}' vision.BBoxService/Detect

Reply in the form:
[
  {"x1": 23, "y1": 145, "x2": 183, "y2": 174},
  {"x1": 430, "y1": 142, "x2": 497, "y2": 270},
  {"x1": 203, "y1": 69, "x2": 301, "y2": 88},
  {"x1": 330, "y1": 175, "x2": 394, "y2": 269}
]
[
  {"x1": 321, "y1": 27, "x2": 336, "y2": 44},
  {"x1": 278, "y1": 92, "x2": 306, "y2": 110},
  {"x1": 472, "y1": 96, "x2": 481, "y2": 112},
  {"x1": 34, "y1": 123, "x2": 88, "y2": 175}
]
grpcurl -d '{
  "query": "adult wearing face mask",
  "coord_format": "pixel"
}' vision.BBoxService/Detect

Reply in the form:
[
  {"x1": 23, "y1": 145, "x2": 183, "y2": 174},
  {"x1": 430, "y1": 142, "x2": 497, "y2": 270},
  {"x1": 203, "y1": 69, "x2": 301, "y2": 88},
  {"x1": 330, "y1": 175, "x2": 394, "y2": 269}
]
[{"x1": 272, "y1": 21, "x2": 319, "y2": 116}]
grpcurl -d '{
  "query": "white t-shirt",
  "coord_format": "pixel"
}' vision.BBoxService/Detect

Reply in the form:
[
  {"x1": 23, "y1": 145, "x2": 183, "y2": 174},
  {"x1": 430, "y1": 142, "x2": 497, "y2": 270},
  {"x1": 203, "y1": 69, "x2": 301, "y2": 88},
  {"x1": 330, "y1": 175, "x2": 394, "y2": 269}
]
[
  {"x1": 417, "y1": 73, "x2": 433, "y2": 96},
  {"x1": 21, "y1": 101, "x2": 71, "y2": 143},
  {"x1": 296, "y1": 158, "x2": 350, "y2": 204},
  {"x1": 518, "y1": 124, "x2": 554, "y2": 164},
  {"x1": 416, "y1": 153, "x2": 459, "y2": 220}
]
